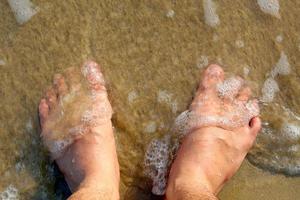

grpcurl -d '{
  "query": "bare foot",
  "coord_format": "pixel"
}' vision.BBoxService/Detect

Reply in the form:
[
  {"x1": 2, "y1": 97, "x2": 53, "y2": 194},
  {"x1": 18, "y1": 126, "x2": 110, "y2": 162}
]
[
  {"x1": 39, "y1": 61, "x2": 119, "y2": 199},
  {"x1": 166, "y1": 64, "x2": 261, "y2": 199}
]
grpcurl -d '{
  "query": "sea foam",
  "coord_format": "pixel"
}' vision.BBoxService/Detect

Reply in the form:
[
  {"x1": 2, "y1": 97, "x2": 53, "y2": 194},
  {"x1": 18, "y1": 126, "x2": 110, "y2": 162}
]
[
  {"x1": 261, "y1": 51, "x2": 291, "y2": 103},
  {"x1": 271, "y1": 51, "x2": 291, "y2": 77},
  {"x1": 0, "y1": 185, "x2": 19, "y2": 200},
  {"x1": 261, "y1": 77, "x2": 279, "y2": 103},
  {"x1": 203, "y1": 0, "x2": 220, "y2": 27},
  {"x1": 257, "y1": 0, "x2": 280, "y2": 18},
  {"x1": 7, "y1": 0, "x2": 39, "y2": 25}
]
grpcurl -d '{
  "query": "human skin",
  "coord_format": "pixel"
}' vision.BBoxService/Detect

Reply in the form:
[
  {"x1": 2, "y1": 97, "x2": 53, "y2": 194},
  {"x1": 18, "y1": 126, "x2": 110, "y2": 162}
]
[
  {"x1": 39, "y1": 61, "x2": 120, "y2": 199},
  {"x1": 165, "y1": 64, "x2": 261, "y2": 200},
  {"x1": 39, "y1": 62, "x2": 260, "y2": 200}
]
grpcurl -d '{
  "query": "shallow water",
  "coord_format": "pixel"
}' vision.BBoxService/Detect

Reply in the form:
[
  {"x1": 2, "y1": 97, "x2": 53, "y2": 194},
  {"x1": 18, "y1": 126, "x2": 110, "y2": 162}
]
[{"x1": 0, "y1": 0, "x2": 300, "y2": 199}]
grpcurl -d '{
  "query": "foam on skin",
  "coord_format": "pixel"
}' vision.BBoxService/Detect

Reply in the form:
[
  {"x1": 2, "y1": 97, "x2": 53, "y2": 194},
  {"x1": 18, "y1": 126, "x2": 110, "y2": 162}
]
[
  {"x1": 257, "y1": 0, "x2": 280, "y2": 18},
  {"x1": 42, "y1": 61, "x2": 112, "y2": 159},
  {"x1": 217, "y1": 77, "x2": 244, "y2": 99},
  {"x1": 7, "y1": 0, "x2": 39, "y2": 25},
  {"x1": 0, "y1": 185, "x2": 19, "y2": 200},
  {"x1": 145, "y1": 72, "x2": 259, "y2": 195},
  {"x1": 203, "y1": 0, "x2": 220, "y2": 27}
]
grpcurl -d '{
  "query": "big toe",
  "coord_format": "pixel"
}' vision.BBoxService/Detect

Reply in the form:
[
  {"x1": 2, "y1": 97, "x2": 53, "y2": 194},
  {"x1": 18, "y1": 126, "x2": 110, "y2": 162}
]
[
  {"x1": 81, "y1": 61, "x2": 106, "y2": 92},
  {"x1": 249, "y1": 116, "x2": 261, "y2": 137},
  {"x1": 201, "y1": 64, "x2": 225, "y2": 90}
]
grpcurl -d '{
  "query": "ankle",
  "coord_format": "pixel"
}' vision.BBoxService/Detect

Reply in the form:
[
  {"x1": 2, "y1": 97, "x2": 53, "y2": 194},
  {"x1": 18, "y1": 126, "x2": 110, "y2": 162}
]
[
  {"x1": 166, "y1": 176, "x2": 217, "y2": 200},
  {"x1": 70, "y1": 176, "x2": 119, "y2": 200},
  {"x1": 166, "y1": 174, "x2": 216, "y2": 199}
]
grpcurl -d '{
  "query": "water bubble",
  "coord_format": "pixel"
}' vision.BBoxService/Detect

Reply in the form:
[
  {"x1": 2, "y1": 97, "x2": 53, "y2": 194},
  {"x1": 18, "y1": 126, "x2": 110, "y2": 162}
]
[
  {"x1": 0, "y1": 59, "x2": 5, "y2": 66},
  {"x1": 257, "y1": 0, "x2": 280, "y2": 18},
  {"x1": 166, "y1": 10, "x2": 175, "y2": 18},
  {"x1": 203, "y1": 0, "x2": 220, "y2": 27},
  {"x1": 271, "y1": 51, "x2": 291, "y2": 77},
  {"x1": 196, "y1": 55, "x2": 209, "y2": 69},
  {"x1": 261, "y1": 77, "x2": 279, "y2": 103},
  {"x1": 235, "y1": 39, "x2": 244, "y2": 48},
  {"x1": 276, "y1": 35, "x2": 283, "y2": 43},
  {"x1": 127, "y1": 90, "x2": 138, "y2": 103},
  {"x1": 243, "y1": 65, "x2": 250, "y2": 76},
  {"x1": 7, "y1": 0, "x2": 39, "y2": 25},
  {"x1": 144, "y1": 137, "x2": 170, "y2": 195},
  {"x1": 0, "y1": 185, "x2": 19, "y2": 200},
  {"x1": 212, "y1": 33, "x2": 219, "y2": 42},
  {"x1": 144, "y1": 121, "x2": 157, "y2": 133}
]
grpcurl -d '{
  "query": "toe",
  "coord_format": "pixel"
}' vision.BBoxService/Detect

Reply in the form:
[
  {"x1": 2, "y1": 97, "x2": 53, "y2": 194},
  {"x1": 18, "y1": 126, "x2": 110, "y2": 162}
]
[
  {"x1": 64, "y1": 67, "x2": 82, "y2": 91},
  {"x1": 81, "y1": 61, "x2": 106, "y2": 92},
  {"x1": 249, "y1": 117, "x2": 261, "y2": 137},
  {"x1": 201, "y1": 64, "x2": 225, "y2": 90},
  {"x1": 245, "y1": 99, "x2": 260, "y2": 117},
  {"x1": 237, "y1": 86, "x2": 252, "y2": 102},
  {"x1": 217, "y1": 76, "x2": 244, "y2": 100},
  {"x1": 45, "y1": 87, "x2": 57, "y2": 110},
  {"x1": 39, "y1": 99, "x2": 49, "y2": 128},
  {"x1": 53, "y1": 73, "x2": 68, "y2": 97}
]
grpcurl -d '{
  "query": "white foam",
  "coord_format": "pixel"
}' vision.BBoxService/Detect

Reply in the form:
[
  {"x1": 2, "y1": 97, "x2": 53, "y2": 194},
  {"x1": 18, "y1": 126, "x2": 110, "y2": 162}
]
[
  {"x1": 257, "y1": 0, "x2": 280, "y2": 18},
  {"x1": 127, "y1": 90, "x2": 138, "y2": 103},
  {"x1": 276, "y1": 35, "x2": 283, "y2": 43},
  {"x1": 166, "y1": 10, "x2": 175, "y2": 18},
  {"x1": 196, "y1": 55, "x2": 209, "y2": 69},
  {"x1": 0, "y1": 60, "x2": 5, "y2": 66},
  {"x1": 157, "y1": 90, "x2": 178, "y2": 113},
  {"x1": 203, "y1": 0, "x2": 220, "y2": 27},
  {"x1": 0, "y1": 185, "x2": 19, "y2": 200},
  {"x1": 144, "y1": 121, "x2": 157, "y2": 133},
  {"x1": 144, "y1": 137, "x2": 170, "y2": 195},
  {"x1": 243, "y1": 65, "x2": 250, "y2": 76},
  {"x1": 281, "y1": 123, "x2": 300, "y2": 140},
  {"x1": 25, "y1": 119, "x2": 33, "y2": 132},
  {"x1": 235, "y1": 40, "x2": 245, "y2": 48},
  {"x1": 271, "y1": 51, "x2": 291, "y2": 77},
  {"x1": 217, "y1": 77, "x2": 243, "y2": 99},
  {"x1": 158, "y1": 90, "x2": 172, "y2": 103},
  {"x1": 261, "y1": 77, "x2": 279, "y2": 103},
  {"x1": 217, "y1": 57, "x2": 223, "y2": 65},
  {"x1": 15, "y1": 162, "x2": 25, "y2": 172},
  {"x1": 7, "y1": 0, "x2": 39, "y2": 25},
  {"x1": 212, "y1": 33, "x2": 219, "y2": 42}
]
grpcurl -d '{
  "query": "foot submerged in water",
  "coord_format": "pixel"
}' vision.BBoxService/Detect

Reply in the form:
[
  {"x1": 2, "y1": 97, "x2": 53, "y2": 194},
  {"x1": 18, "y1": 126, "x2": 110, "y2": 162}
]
[
  {"x1": 39, "y1": 61, "x2": 119, "y2": 199},
  {"x1": 165, "y1": 64, "x2": 261, "y2": 199}
]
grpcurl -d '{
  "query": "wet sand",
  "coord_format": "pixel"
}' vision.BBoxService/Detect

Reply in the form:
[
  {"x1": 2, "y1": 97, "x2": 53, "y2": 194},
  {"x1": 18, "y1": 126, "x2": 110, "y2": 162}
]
[{"x1": 0, "y1": 0, "x2": 300, "y2": 199}]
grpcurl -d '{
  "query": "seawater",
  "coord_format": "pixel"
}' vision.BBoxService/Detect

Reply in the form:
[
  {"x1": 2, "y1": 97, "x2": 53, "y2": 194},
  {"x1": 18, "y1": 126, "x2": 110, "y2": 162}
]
[{"x1": 0, "y1": 0, "x2": 300, "y2": 199}]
